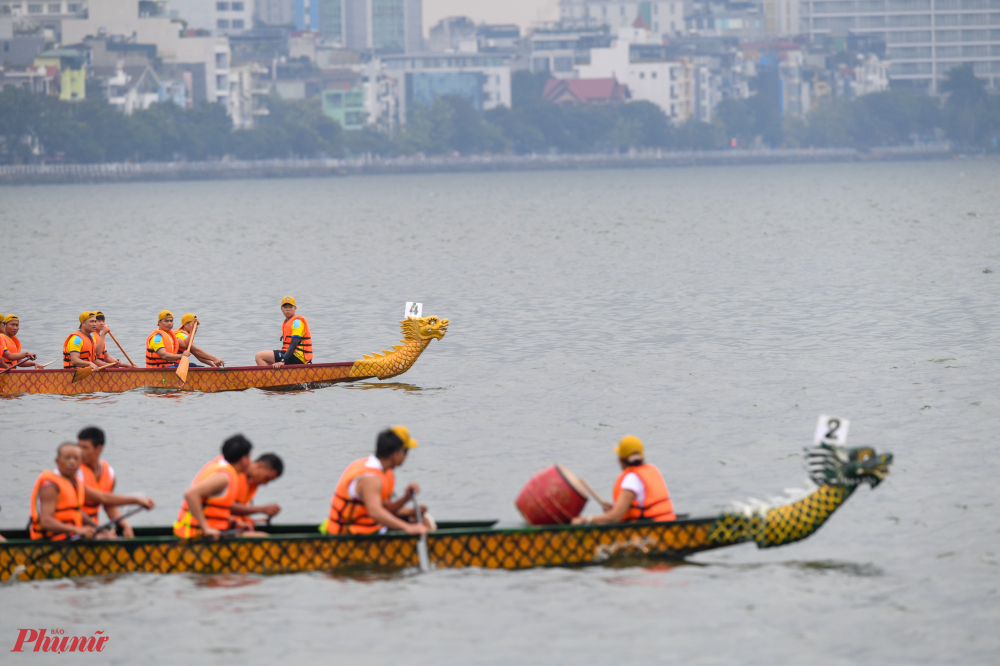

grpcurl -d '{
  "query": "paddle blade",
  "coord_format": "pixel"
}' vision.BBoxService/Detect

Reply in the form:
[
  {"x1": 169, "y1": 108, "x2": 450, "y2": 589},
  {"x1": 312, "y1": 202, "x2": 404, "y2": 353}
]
[
  {"x1": 175, "y1": 356, "x2": 191, "y2": 383},
  {"x1": 72, "y1": 367, "x2": 94, "y2": 383}
]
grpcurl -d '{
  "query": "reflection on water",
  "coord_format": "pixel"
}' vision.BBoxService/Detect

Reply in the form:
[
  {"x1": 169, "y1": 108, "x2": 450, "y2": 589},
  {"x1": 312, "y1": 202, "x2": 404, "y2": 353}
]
[{"x1": 342, "y1": 381, "x2": 441, "y2": 392}]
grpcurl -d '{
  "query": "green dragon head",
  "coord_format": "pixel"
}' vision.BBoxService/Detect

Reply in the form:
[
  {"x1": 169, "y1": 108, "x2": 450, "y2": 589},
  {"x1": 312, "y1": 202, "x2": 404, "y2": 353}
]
[{"x1": 806, "y1": 443, "x2": 893, "y2": 488}]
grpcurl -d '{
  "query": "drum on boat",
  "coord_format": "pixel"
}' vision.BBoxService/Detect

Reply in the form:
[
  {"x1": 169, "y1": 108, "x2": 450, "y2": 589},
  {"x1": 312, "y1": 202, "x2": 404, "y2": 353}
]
[{"x1": 516, "y1": 464, "x2": 589, "y2": 525}]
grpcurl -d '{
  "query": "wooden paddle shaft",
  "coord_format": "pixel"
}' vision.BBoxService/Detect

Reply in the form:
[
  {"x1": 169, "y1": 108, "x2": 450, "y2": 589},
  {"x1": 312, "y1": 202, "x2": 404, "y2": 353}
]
[
  {"x1": 579, "y1": 477, "x2": 609, "y2": 508},
  {"x1": 175, "y1": 322, "x2": 198, "y2": 382},
  {"x1": 107, "y1": 330, "x2": 136, "y2": 367}
]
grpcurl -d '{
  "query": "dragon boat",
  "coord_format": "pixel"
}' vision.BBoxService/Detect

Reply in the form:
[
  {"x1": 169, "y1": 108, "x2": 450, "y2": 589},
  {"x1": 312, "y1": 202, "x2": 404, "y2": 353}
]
[
  {"x1": 0, "y1": 443, "x2": 892, "y2": 581},
  {"x1": 0, "y1": 315, "x2": 447, "y2": 396}
]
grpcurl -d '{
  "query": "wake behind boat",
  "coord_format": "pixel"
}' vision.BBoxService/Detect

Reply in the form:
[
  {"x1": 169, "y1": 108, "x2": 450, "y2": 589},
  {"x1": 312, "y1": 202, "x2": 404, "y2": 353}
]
[{"x1": 0, "y1": 315, "x2": 448, "y2": 396}]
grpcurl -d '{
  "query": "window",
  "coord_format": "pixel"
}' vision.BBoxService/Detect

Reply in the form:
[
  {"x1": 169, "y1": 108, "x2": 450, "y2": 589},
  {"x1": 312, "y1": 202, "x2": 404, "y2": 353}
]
[
  {"x1": 639, "y1": 71, "x2": 645, "y2": 78},
  {"x1": 217, "y1": 18, "x2": 229, "y2": 27},
  {"x1": 232, "y1": 18, "x2": 243, "y2": 28},
  {"x1": 215, "y1": 52, "x2": 227, "y2": 67},
  {"x1": 532, "y1": 57, "x2": 550, "y2": 71},
  {"x1": 553, "y1": 56, "x2": 573, "y2": 72},
  {"x1": 28, "y1": 4, "x2": 42, "y2": 13},
  {"x1": 67, "y1": 2, "x2": 78, "y2": 10},
  {"x1": 651, "y1": 71, "x2": 657, "y2": 78},
  {"x1": 620, "y1": 5, "x2": 625, "y2": 15},
  {"x1": 216, "y1": 74, "x2": 227, "y2": 91},
  {"x1": 232, "y1": 1, "x2": 244, "y2": 9},
  {"x1": 216, "y1": 2, "x2": 228, "y2": 9},
  {"x1": 47, "y1": 3, "x2": 60, "y2": 12}
]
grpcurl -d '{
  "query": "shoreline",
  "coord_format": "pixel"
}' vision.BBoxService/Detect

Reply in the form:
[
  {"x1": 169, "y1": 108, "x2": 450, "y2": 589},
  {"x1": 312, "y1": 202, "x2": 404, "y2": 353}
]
[{"x1": 0, "y1": 146, "x2": 973, "y2": 185}]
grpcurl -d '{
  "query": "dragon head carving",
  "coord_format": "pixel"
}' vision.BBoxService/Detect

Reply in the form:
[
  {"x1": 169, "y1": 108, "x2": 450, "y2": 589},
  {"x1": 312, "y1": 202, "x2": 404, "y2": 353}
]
[
  {"x1": 806, "y1": 443, "x2": 893, "y2": 488},
  {"x1": 401, "y1": 316, "x2": 449, "y2": 341}
]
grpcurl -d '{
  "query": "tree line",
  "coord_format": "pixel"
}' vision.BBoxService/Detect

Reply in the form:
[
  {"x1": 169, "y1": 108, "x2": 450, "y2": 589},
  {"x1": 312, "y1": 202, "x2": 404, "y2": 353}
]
[{"x1": 1, "y1": 65, "x2": 997, "y2": 164}]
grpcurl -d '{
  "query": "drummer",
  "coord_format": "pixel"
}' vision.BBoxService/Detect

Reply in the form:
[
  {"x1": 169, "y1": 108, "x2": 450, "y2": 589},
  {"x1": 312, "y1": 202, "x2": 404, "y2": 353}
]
[
  {"x1": 254, "y1": 296, "x2": 312, "y2": 368},
  {"x1": 320, "y1": 427, "x2": 429, "y2": 536},
  {"x1": 175, "y1": 314, "x2": 225, "y2": 368},
  {"x1": 2, "y1": 314, "x2": 43, "y2": 369},
  {"x1": 571, "y1": 435, "x2": 676, "y2": 525}
]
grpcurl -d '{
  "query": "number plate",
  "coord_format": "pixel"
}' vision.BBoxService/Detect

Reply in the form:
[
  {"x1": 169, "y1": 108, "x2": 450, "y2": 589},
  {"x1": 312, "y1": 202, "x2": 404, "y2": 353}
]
[
  {"x1": 814, "y1": 414, "x2": 849, "y2": 446},
  {"x1": 405, "y1": 302, "x2": 423, "y2": 319}
]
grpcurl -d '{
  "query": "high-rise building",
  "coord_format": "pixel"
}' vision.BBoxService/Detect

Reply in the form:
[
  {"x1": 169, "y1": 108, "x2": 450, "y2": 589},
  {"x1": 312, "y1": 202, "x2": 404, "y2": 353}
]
[
  {"x1": 800, "y1": 0, "x2": 1000, "y2": 93},
  {"x1": 558, "y1": 0, "x2": 694, "y2": 37},
  {"x1": 294, "y1": 0, "x2": 421, "y2": 52}
]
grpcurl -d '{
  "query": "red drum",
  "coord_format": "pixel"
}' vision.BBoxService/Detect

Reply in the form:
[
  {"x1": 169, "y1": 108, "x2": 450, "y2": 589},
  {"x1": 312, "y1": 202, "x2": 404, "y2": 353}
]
[{"x1": 516, "y1": 464, "x2": 589, "y2": 525}]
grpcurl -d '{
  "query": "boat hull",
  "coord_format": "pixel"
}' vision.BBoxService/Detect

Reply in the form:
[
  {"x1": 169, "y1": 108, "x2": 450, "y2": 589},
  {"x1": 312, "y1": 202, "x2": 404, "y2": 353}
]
[
  {"x1": 0, "y1": 362, "x2": 361, "y2": 396},
  {"x1": 1, "y1": 520, "x2": 716, "y2": 581}
]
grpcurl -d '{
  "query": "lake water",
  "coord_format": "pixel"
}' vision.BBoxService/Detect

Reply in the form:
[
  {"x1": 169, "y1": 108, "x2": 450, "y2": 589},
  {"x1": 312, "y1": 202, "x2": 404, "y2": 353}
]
[{"x1": 1, "y1": 161, "x2": 998, "y2": 664}]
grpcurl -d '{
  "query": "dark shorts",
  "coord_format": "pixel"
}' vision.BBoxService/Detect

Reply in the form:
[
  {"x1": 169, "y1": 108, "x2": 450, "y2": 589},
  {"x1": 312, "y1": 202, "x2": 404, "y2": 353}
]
[{"x1": 272, "y1": 350, "x2": 305, "y2": 365}]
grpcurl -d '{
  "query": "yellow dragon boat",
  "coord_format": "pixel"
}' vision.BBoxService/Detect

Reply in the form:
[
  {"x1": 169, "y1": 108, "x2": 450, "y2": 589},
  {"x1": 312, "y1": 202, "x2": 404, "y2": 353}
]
[
  {"x1": 1, "y1": 443, "x2": 892, "y2": 581},
  {"x1": 0, "y1": 315, "x2": 447, "y2": 396}
]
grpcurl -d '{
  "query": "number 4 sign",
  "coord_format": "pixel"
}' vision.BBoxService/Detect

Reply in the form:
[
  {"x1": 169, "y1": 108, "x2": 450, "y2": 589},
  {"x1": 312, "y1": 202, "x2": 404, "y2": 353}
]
[
  {"x1": 405, "y1": 302, "x2": 423, "y2": 319},
  {"x1": 814, "y1": 414, "x2": 850, "y2": 446}
]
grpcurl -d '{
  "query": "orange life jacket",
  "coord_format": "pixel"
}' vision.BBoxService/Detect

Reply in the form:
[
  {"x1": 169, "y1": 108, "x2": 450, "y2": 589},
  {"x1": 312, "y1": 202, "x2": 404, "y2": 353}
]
[
  {"x1": 29, "y1": 470, "x2": 85, "y2": 541},
  {"x1": 322, "y1": 457, "x2": 394, "y2": 535},
  {"x1": 281, "y1": 316, "x2": 313, "y2": 363},
  {"x1": 232, "y1": 473, "x2": 260, "y2": 528},
  {"x1": 0, "y1": 333, "x2": 18, "y2": 357},
  {"x1": 174, "y1": 456, "x2": 241, "y2": 538},
  {"x1": 90, "y1": 331, "x2": 112, "y2": 364},
  {"x1": 62, "y1": 330, "x2": 95, "y2": 368},
  {"x1": 145, "y1": 328, "x2": 178, "y2": 368},
  {"x1": 612, "y1": 463, "x2": 676, "y2": 522},
  {"x1": 80, "y1": 460, "x2": 115, "y2": 520}
]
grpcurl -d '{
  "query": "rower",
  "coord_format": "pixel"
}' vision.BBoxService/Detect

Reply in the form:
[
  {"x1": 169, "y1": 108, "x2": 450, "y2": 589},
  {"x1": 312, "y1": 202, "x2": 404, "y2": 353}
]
[
  {"x1": 77, "y1": 427, "x2": 156, "y2": 538},
  {"x1": 145, "y1": 310, "x2": 189, "y2": 369},
  {"x1": 63, "y1": 312, "x2": 100, "y2": 370},
  {"x1": 175, "y1": 313, "x2": 225, "y2": 368},
  {"x1": 570, "y1": 435, "x2": 677, "y2": 525},
  {"x1": 174, "y1": 434, "x2": 255, "y2": 540},
  {"x1": 231, "y1": 453, "x2": 284, "y2": 530},
  {"x1": 1, "y1": 314, "x2": 43, "y2": 369},
  {"x1": 254, "y1": 296, "x2": 312, "y2": 368},
  {"x1": 0, "y1": 313, "x2": 7, "y2": 369},
  {"x1": 320, "y1": 427, "x2": 429, "y2": 536},
  {"x1": 29, "y1": 442, "x2": 97, "y2": 541},
  {"x1": 92, "y1": 311, "x2": 134, "y2": 368}
]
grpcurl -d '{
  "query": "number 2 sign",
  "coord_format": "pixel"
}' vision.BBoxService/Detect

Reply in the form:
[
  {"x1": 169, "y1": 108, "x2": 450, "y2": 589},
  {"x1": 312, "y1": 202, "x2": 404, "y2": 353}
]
[
  {"x1": 405, "y1": 302, "x2": 423, "y2": 319},
  {"x1": 814, "y1": 414, "x2": 850, "y2": 446}
]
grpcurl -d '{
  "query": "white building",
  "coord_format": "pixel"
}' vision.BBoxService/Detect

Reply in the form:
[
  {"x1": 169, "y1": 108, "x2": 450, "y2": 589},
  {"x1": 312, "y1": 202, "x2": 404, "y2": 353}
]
[
  {"x1": 167, "y1": 0, "x2": 254, "y2": 35},
  {"x1": 558, "y1": 0, "x2": 693, "y2": 37},
  {"x1": 60, "y1": 0, "x2": 231, "y2": 105},
  {"x1": 576, "y1": 30, "x2": 695, "y2": 123},
  {"x1": 800, "y1": 0, "x2": 1000, "y2": 93}
]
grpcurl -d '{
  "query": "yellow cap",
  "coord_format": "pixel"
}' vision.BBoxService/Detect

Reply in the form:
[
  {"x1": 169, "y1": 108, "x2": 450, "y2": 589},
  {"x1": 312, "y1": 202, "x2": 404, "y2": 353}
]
[
  {"x1": 281, "y1": 296, "x2": 296, "y2": 307},
  {"x1": 4, "y1": 314, "x2": 17, "y2": 323},
  {"x1": 79, "y1": 311, "x2": 96, "y2": 324},
  {"x1": 614, "y1": 435, "x2": 644, "y2": 460},
  {"x1": 391, "y1": 425, "x2": 418, "y2": 449},
  {"x1": 158, "y1": 310, "x2": 174, "y2": 322},
  {"x1": 181, "y1": 313, "x2": 197, "y2": 325},
  {"x1": 94, "y1": 311, "x2": 105, "y2": 319}
]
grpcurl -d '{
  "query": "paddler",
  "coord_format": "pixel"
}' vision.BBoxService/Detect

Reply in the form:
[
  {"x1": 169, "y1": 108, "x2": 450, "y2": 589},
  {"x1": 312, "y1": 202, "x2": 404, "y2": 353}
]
[
  {"x1": 63, "y1": 312, "x2": 101, "y2": 369},
  {"x1": 254, "y1": 296, "x2": 312, "y2": 368},
  {"x1": 174, "y1": 434, "x2": 256, "y2": 540},
  {"x1": 230, "y1": 453, "x2": 284, "y2": 530},
  {"x1": 571, "y1": 435, "x2": 676, "y2": 525},
  {"x1": 0, "y1": 313, "x2": 7, "y2": 369},
  {"x1": 29, "y1": 442, "x2": 97, "y2": 540},
  {"x1": 145, "y1": 310, "x2": 189, "y2": 368},
  {"x1": 77, "y1": 427, "x2": 156, "y2": 538},
  {"x1": 175, "y1": 313, "x2": 225, "y2": 368},
  {"x1": 92, "y1": 311, "x2": 135, "y2": 368},
  {"x1": 320, "y1": 426, "x2": 429, "y2": 536},
  {"x1": 2, "y1": 314, "x2": 43, "y2": 369}
]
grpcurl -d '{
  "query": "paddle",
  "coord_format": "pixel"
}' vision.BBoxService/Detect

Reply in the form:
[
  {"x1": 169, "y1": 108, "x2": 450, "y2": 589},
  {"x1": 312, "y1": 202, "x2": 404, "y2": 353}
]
[
  {"x1": 107, "y1": 330, "x2": 137, "y2": 368},
  {"x1": 2, "y1": 359, "x2": 57, "y2": 375},
  {"x1": 175, "y1": 322, "x2": 198, "y2": 383},
  {"x1": 71, "y1": 362, "x2": 115, "y2": 384},
  {"x1": 578, "y1": 477, "x2": 610, "y2": 510},
  {"x1": 10, "y1": 505, "x2": 150, "y2": 579},
  {"x1": 411, "y1": 494, "x2": 430, "y2": 572}
]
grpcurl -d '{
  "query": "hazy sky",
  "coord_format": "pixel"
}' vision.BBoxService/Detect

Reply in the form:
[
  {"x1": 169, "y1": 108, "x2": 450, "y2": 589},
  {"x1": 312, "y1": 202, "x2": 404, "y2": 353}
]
[{"x1": 422, "y1": 0, "x2": 560, "y2": 34}]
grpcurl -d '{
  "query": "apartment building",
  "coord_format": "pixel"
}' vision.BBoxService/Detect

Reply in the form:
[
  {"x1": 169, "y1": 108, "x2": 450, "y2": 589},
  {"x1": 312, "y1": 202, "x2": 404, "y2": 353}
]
[
  {"x1": 558, "y1": 0, "x2": 693, "y2": 37},
  {"x1": 800, "y1": 0, "x2": 1000, "y2": 92}
]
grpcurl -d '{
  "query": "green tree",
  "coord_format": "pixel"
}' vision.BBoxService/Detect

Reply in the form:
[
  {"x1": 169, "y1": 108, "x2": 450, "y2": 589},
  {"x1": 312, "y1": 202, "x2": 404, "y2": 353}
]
[{"x1": 940, "y1": 64, "x2": 990, "y2": 147}]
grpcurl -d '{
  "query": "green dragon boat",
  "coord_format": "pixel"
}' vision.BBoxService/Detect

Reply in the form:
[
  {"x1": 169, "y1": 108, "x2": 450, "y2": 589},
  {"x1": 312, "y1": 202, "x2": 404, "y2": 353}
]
[{"x1": 0, "y1": 443, "x2": 892, "y2": 581}]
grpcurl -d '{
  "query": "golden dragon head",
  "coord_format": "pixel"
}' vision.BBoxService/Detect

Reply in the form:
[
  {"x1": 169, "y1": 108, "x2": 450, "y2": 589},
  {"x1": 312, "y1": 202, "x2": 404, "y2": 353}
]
[{"x1": 401, "y1": 316, "x2": 449, "y2": 341}]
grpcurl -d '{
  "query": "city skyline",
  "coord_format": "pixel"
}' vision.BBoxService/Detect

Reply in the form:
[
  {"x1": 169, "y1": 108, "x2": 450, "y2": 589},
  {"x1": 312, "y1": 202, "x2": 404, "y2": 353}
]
[{"x1": 422, "y1": 0, "x2": 559, "y2": 34}]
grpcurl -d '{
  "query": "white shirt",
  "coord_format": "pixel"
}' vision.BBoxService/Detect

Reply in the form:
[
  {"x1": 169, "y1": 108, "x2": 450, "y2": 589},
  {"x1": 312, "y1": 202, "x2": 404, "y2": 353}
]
[
  {"x1": 346, "y1": 455, "x2": 384, "y2": 501},
  {"x1": 620, "y1": 472, "x2": 646, "y2": 507}
]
